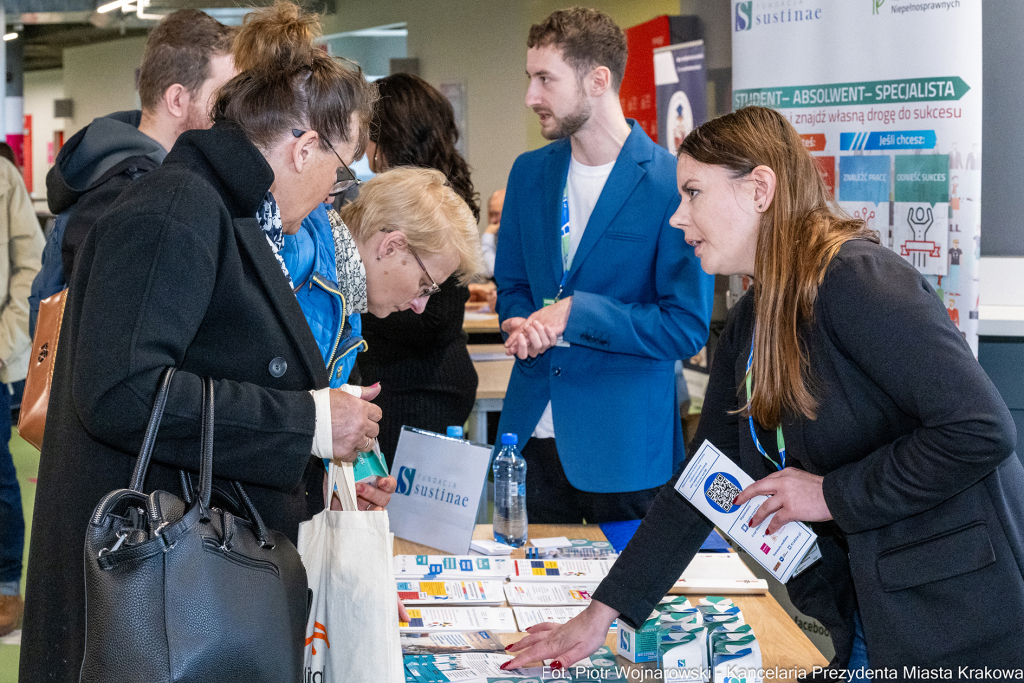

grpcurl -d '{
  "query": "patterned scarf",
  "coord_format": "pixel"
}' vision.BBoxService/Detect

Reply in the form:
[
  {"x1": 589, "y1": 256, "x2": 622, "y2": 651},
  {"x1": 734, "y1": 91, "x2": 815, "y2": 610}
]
[
  {"x1": 327, "y1": 208, "x2": 368, "y2": 314},
  {"x1": 256, "y1": 192, "x2": 294, "y2": 288}
]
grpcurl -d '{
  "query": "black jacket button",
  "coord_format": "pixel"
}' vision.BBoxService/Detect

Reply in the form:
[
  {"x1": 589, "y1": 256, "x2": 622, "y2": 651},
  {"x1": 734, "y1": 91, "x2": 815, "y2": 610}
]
[
  {"x1": 553, "y1": 367, "x2": 562, "y2": 376},
  {"x1": 269, "y1": 357, "x2": 287, "y2": 378}
]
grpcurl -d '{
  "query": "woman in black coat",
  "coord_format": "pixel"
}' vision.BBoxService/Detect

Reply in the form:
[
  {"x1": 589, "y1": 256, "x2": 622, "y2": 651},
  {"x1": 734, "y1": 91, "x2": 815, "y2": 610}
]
[
  {"x1": 504, "y1": 107, "x2": 1023, "y2": 672},
  {"x1": 18, "y1": 35, "x2": 474, "y2": 683},
  {"x1": 359, "y1": 73, "x2": 480, "y2": 465}
]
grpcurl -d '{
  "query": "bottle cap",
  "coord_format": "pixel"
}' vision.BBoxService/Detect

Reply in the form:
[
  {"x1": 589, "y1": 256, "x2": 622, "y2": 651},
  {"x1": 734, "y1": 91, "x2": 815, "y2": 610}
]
[
  {"x1": 447, "y1": 426, "x2": 464, "y2": 438},
  {"x1": 501, "y1": 433, "x2": 518, "y2": 446}
]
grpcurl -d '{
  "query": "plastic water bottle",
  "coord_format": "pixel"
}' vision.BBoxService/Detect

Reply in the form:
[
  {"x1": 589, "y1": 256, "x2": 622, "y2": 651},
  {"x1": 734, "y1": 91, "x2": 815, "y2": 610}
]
[
  {"x1": 447, "y1": 426, "x2": 464, "y2": 439},
  {"x1": 493, "y1": 433, "x2": 528, "y2": 547}
]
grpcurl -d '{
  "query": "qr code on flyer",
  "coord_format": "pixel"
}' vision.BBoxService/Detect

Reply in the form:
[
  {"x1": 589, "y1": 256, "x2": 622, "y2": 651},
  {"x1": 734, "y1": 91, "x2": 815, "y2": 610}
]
[{"x1": 705, "y1": 473, "x2": 741, "y2": 513}]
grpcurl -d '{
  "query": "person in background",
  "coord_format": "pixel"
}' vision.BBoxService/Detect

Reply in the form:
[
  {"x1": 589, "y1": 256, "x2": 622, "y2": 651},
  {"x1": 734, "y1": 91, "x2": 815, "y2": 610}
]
[
  {"x1": 28, "y1": 9, "x2": 236, "y2": 334},
  {"x1": 504, "y1": 106, "x2": 1024, "y2": 672},
  {"x1": 468, "y1": 189, "x2": 505, "y2": 310},
  {"x1": 19, "y1": 14, "x2": 405, "y2": 679},
  {"x1": 494, "y1": 8, "x2": 713, "y2": 523},
  {"x1": 480, "y1": 188, "x2": 505, "y2": 279},
  {"x1": 358, "y1": 72, "x2": 482, "y2": 466},
  {"x1": 0, "y1": 152, "x2": 44, "y2": 638}
]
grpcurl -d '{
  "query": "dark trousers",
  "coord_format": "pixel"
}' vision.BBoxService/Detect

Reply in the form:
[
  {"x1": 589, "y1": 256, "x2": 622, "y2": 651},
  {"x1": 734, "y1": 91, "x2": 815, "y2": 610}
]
[
  {"x1": 522, "y1": 437, "x2": 661, "y2": 524},
  {"x1": 0, "y1": 384, "x2": 23, "y2": 584}
]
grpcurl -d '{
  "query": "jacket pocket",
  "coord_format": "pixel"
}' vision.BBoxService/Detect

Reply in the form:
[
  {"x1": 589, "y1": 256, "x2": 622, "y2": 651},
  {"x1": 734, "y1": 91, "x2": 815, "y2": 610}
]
[
  {"x1": 604, "y1": 231, "x2": 646, "y2": 243},
  {"x1": 876, "y1": 521, "x2": 995, "y2": 592}
]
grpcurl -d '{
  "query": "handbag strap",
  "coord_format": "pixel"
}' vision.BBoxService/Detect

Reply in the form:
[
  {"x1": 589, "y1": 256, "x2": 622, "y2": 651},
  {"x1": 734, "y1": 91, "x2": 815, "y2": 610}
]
[
  {"x1": 128, "y1": 369, "x2": 275, "y2": 547},
  {"x1": 128, "y1": 366, "x2": 177, "y2": 492}
]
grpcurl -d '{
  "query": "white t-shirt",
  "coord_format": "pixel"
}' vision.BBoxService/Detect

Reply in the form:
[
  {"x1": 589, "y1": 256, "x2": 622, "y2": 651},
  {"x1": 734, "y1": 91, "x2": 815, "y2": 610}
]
[{"x1": 533, "y1": 155, "x2": 615, "y2": 439}]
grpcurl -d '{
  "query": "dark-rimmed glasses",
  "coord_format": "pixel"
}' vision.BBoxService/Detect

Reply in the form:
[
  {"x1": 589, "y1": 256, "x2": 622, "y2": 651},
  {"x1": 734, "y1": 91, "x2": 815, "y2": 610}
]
[
  {"x1": 381, "y1": 228, "x2": 442, "y2": 298},
  {"x1": 411, "y1": 250, "x2": 441, "y2": 298},
  {"x1": 292, "y1": 129, "x2": 359, "y2": 197}
]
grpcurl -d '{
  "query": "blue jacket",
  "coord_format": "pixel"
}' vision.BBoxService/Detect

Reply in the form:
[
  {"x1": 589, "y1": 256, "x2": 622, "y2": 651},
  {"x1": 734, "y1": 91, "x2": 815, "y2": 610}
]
[
  {"x1": 494, "y1": 121, "x2": 714, "y2": 492},
  {"x1": 282, "y1": 204, "x2": 364, "y2": 387}
]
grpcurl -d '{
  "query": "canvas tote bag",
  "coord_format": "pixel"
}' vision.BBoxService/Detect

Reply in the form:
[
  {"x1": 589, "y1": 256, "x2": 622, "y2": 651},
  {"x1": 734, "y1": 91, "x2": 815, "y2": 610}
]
[{"x1": 298, "y1": 460, "x2": 404, "y2": 683}]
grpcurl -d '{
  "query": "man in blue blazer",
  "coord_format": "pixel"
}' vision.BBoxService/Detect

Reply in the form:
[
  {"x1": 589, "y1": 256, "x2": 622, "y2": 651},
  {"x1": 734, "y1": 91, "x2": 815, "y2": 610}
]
[{"x1": 495, "y1": 8, "x2": 713, "y2": 523}]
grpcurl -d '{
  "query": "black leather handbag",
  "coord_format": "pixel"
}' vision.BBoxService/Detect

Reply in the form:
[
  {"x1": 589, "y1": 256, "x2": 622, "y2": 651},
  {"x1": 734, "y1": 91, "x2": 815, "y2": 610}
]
[{"x1": 80, "y1": 368, "x2": 309, "y2": 683}]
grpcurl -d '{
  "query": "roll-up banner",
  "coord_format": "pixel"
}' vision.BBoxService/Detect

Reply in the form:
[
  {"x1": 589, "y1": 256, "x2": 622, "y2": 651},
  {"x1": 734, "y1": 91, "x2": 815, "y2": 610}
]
[
  {"x1": 654, "y1": 40, "x2": 708, "y2": 155},
  {"x1": 731, "y1": 0, "x2": 981, "y2": 353}
]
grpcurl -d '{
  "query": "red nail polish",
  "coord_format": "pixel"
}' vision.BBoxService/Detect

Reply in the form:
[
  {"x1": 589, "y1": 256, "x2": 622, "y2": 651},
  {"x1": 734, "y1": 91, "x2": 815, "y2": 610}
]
[
  {"x1": 749, "y1": 519, "x2": 754, "y2": 526},
  {"x1": 504, "y1": 644, "x2": 514, "y2": 651},
  {"x1": 552, "y1": 661, "x2": 564, "y2": 670},
  {"x1": 733, "y1": 496, "x2": 739, "y2": 505},
  {"x1": 499, "y1": 661, "x2": 511, "y2": 670}
]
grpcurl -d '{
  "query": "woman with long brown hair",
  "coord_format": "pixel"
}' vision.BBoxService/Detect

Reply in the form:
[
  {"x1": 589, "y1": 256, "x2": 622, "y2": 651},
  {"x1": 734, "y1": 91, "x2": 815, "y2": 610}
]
[{"x1": 502, "y1": 106, "x2": 1023, "y2": 672}]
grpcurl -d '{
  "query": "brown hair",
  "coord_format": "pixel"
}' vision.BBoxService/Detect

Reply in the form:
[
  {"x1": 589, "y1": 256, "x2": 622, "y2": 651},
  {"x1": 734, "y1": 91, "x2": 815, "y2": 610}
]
[
  {"x1": 212, "y1": 2, "x2": 376, "y2": 157},
  {"x1": 528, "y1": 7, "x2": 628, "y2": 90},
  {"x1": 679, "y1": 106, "x2": 878, "y2": 427},
  {"x1": 231, "y1": 1, "x2": 320, "y2": 73},
  {"x1": 138, "y1": 9, "x2": 235, "y2": 111},
  {"x1": 370, "y1": 73, "x2": 480, "y2": 222},
  {"x1": 339, "y1": 167, "x2": 483, "y2": 285}
]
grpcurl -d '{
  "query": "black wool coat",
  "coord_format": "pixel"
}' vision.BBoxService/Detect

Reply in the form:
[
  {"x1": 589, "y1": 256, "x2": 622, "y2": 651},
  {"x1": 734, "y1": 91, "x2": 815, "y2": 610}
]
[
  {"x1": 592, "y1": 240, "x2": 1024, "y2": 671},
  {"x1": 20, "y1": 121, "x2": 329, "y2": 682}
]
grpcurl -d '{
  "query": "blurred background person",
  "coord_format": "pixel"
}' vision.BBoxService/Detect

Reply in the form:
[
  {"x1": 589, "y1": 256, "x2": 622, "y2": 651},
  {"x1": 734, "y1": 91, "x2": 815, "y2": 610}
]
[
  {"x1": 359, "y1": 72, "x2": 481, "y2": 465},
  {"x1": 0, "y1": 150, "x2": 44, "y2": 638}
]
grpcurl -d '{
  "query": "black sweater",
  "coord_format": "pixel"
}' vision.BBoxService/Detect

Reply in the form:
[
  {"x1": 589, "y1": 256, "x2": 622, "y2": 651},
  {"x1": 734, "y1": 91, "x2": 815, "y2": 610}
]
[
  {"x1": 591, "y1": 239, "x2": 1021, "y2": 669},
  {"x1": 358, "y1": 278, "x2": 478, "y2": 464}
]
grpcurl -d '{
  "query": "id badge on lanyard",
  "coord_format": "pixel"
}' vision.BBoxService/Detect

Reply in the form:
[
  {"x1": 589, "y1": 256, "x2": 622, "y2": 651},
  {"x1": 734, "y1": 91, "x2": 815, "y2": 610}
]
[
  {"x1": 746, "y1": 330, "x2": 786, "y2": 471},
  {"x1": 543, "y1": 180, "x2": 572, "y2": 347}
]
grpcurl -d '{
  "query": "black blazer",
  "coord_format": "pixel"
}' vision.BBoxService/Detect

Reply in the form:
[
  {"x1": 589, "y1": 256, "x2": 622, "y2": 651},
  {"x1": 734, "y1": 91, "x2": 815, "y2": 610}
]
[
  {"x1": 591, "y1": 240, "x2": 1023, "y2": 669},
  {"x1": 20, "y1": 122, "x2": 329, "y2": 683}
]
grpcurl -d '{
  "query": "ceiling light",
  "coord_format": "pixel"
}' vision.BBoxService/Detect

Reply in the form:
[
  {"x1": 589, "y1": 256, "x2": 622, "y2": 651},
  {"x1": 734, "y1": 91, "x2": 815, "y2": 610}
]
[{"x1": 97, "y1": 0, "x2": 133, "y2": 13}]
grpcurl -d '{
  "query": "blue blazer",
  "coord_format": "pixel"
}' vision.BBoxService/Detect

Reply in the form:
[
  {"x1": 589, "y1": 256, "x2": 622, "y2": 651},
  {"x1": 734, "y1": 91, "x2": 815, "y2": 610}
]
[{"x1": 494, "y1": 121, "x2": 714, "y2": 493}]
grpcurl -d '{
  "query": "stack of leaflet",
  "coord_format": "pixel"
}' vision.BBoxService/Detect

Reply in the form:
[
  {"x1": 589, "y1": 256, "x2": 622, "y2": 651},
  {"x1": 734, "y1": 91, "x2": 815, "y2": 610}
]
[
  {"x1": 395, "y1": 554, "x2": 513, "y2": 580},
  {"x1": 400, "y1": 606, "x2": 517, "y2": 633},
  {"x1": 670, "y1": 552, "x2": 769, "y2": 595},
  {"x1": 502, "y1": 582, "x2": 614, "y2": 632},
  {"x1": 509, "y1": 558, "x2": 615, "y2": 582},
  {"x1": 396, "y1": 580, "x2": 506, "y2": 606},
  {"x1": 402, "y1": 649, "x2": 627, "y2": 682},
  {"x1": 655, "y1": 597, "x2": 764, "y2": 683}
]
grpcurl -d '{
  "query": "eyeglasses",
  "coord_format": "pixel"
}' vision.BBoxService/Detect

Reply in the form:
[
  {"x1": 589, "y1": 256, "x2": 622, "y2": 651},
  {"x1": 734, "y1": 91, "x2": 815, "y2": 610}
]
[
  {"x1": 292, "y1": 129, "x2": 360, "y2": 197},
  {"x1": 411, "y1": 250, "x2": 442, "y2": 298}
]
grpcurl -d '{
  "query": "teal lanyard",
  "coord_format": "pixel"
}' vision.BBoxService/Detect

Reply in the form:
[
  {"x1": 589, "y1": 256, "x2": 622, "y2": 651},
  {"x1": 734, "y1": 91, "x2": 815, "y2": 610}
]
[{"x1": 745, "y1": 332, "x2": 786, "y2": 471}]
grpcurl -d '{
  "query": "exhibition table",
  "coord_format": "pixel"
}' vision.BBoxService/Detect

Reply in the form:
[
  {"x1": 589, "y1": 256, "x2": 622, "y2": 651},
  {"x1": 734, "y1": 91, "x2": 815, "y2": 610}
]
[{"x1": 394, "y1": 524, "x2": 829, "y2": 674}]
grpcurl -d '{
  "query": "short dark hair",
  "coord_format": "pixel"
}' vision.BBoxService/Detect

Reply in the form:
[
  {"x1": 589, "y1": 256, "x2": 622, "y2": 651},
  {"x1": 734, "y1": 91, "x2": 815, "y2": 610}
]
[
  {"x1": 528, "y1": 7, "x2": 628, "y2": 90},
  {"x1": 0, "y1": 142, "x2": 15, "y2": 167},
  {"x1": 138, "y1": 9, "x2": 235, "y2": 111},
  {"x1": 212, "y1": 3, "x2": 376, "y2": 158},
  {"x1": 371, "y1": 73, "x2": 480, "y2": 222}
]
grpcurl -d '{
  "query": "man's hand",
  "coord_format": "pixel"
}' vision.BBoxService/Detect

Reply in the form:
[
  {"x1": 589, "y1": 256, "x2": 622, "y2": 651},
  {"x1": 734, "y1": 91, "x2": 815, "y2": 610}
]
[
  {"x1": 329, "y1": 384, "x2": 382, "y2": 463},
  {"x1": 733, "y1": 468, "x2": 832, "y2": 535},
  {"x1": 503, "y1": 297, "x2": 572, "y2": 360},
  {"x1": 356, "y1": 476, "x2": 396, "y2": 511}
]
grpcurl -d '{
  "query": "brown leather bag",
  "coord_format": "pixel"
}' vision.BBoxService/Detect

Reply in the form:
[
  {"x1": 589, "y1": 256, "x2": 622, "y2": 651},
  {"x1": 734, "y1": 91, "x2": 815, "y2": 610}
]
[{"x1": 18, "y1": 288, "x2": 67, "y2": 450}]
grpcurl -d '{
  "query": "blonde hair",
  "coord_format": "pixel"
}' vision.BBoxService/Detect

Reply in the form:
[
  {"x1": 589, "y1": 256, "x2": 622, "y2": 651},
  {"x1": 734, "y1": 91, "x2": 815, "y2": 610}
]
[
  {"x1": 340, "y1": 167, "x2": 483, "y2": 285},
  {"x1": 679, "y1": 106, "x2": 877, "y2": 428}
]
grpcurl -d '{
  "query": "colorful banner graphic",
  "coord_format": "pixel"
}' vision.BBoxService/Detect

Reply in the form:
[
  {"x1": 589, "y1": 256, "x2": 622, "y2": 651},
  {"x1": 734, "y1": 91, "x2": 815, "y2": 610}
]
[
  {"x1": 654, "y1": 40, "x2": 708, "y2": 154},
  {"x1": 732, "y1": 0, "x2": 982, "y2": 351}
]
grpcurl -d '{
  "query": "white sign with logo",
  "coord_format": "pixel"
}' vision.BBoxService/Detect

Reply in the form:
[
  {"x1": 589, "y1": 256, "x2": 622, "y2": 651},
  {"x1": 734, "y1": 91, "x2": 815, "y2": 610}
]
[{"x1": 388, "y1": 426, "x2": 492, "y2": 555}]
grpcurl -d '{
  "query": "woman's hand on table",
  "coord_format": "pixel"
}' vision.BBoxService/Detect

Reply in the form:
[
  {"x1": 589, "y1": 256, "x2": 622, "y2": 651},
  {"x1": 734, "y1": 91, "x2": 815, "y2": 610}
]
[
  {"x1": 329, "y1": 384, "x2": 382, "y2": 462},
  {"x1": 735, "y1": 467, "x2": 833, "y2": 535},
  {"x1": 501, "y1": 600, "x2": 618, "y2": 671}
]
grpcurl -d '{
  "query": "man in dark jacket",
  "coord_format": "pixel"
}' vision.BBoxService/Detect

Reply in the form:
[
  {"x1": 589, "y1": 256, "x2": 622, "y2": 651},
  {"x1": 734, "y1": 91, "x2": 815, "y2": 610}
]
[{"x1": 28, "y1": 9, "x2": 235, "y2": 332}]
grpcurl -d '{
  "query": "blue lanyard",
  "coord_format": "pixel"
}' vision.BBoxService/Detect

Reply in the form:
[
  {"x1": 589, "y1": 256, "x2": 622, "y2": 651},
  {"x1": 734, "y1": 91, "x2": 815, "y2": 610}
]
[
  {"x1": 553, "y1": 177, "x2": 571, "y2": 302},
  {"x1": 745, "y1": 332, "x2": 786, "y2": 471}
]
